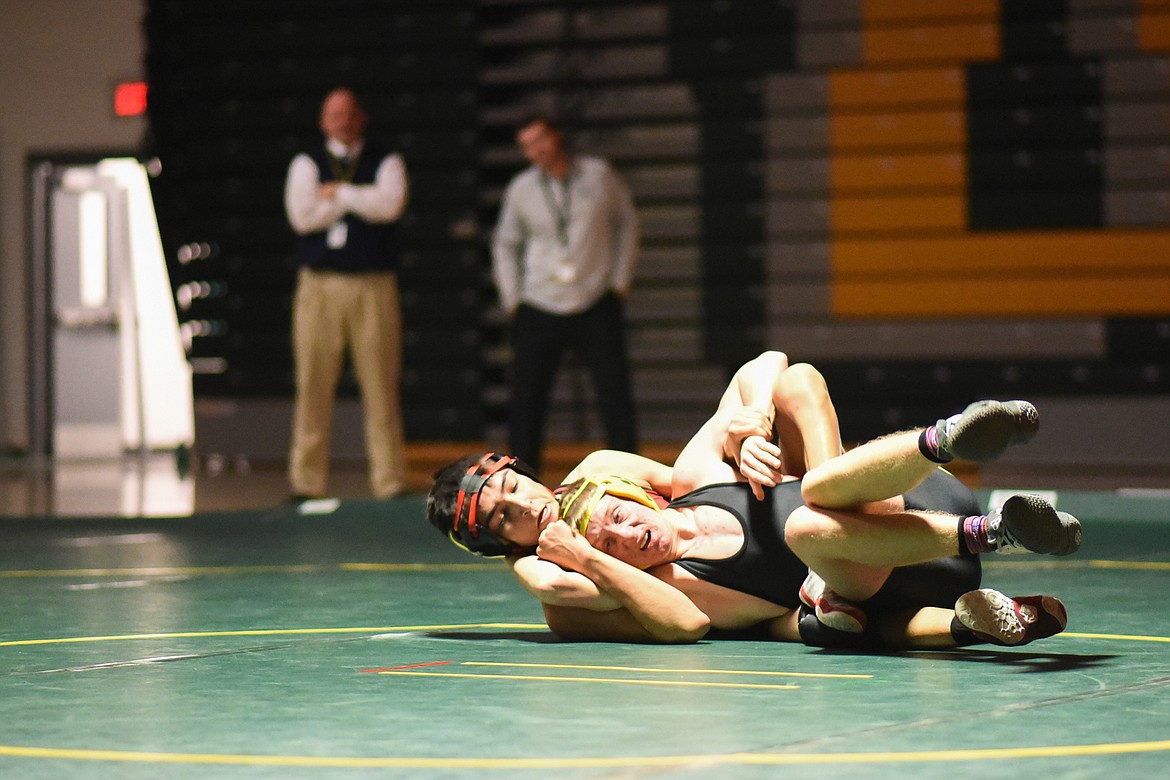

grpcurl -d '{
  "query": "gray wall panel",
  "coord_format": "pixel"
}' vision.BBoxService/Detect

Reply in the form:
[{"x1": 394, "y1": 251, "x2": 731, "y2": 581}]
[
  {"x1": 763, "y1": 74, "x2": 829, "y2": 112},
  {"x1": 480, "y1": 44, "x2": 670, "y2": 85},
  {"x1": 627, "y1": 286, "x2": 702, "y2": 324},
  {"x1": 573, "y1": 5, "x2": 670, "y2": 40},
  {"x1": 636, "y1": 246, "x2": 702, "y2": 282},
  {"x1": 577, "y1": 123, "x2": 702, "y2": 160},
  {"x1": 797, "y1": 0, "x2": 862, "y2": 26},
  {"x1": 766, "y1": 116, "x2": 831, "y2": 152},
  {"x1": 630, "y1": 365, "x2": 728, "y2": 403},
  {"x1": 1105, "y1": 188, "x2": 1170, "y2": 225},
  {"x1": 629, "y1": 328, "x2": 702, "y2": 363},
  {"x1": 625, "y1": 163, "x2": 701, "y2": 199},
  {"x1": 766, "y1": 198, "x2": 832, "y2": 235},
  {"x1": 480, "y1": 8, "x2": 566, "y2": 45},
  {"x1": 1105, "y1": 101, "x2": 1170, "y2": 140},
  {"x1": 1067, "y1": 15, "x2": 1139, "y2": 55},
  {"x1": 479, "y1": 4, "x2": 669, "y2": 45},
  {"x1": 765, "y1": 281, "x2": 832, "y2": 318},
  {"x1": 798, "y1": 30, "x2": 863, "y2": 70},
  {"x1": 1104, "y1": 57, "x2": 1170, "y2": 97},
  {"x1": 1068, "y1": 0, "x2": 1141, "y2": 10},
  {"x1": 766, "y1": 158, "x2": 831, "y2": 194},
  {"x1": 1105, "y1": 145, "x2": 1170, "y2": 183},
  {"x1": 580, "y1": 84, "x2": 700, "y2": 120},
  {"x1": 480, "y1": 84, "x2": 698, "y2": 127},
  {"x1": 767, "y1": 321, "x2": 1107, "y2": 360},
  {"x1": 765, "y1": 241, "x2": 832, "y2": 276},
  {"x1": 639, "y1": 204, "x2": 702, "y2": 240}
]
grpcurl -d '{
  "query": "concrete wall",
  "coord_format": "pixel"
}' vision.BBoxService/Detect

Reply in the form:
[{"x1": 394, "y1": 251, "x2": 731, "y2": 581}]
[{"x1": 0, "y1": 0, "x2": 146, "y2": 451}]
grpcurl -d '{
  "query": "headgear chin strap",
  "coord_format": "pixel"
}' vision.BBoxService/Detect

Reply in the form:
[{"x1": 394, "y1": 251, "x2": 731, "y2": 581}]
[
  {"x1": 449, "y1": 453, "x2": 538, "y2": 558},
  {"x1": 558, "y1": 476, "x2": 662, "y2": 537}
]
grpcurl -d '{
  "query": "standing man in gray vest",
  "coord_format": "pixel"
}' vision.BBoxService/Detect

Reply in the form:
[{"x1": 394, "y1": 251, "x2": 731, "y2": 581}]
[
  {"x1": 492, "y1": 115, "x2": 640, "y2": 476},
  {"x1": 283, "y1": 87, "x2": 409, "y2": 500}
]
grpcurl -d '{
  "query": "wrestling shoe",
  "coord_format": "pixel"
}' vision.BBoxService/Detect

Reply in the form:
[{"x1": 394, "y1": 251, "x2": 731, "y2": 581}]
[
  {"x1": 799, "y1": 571, "x2": 867, "y2": 633},
  {"x1": 966, "y1": 494, "x2": 1082, "y2": 556},
  {"x1": 955, "y1": 588, "x2": 1067, "y2": 646},
  {"x1": 934, "y1": 400, "x2": 1039, "y2": 462}
]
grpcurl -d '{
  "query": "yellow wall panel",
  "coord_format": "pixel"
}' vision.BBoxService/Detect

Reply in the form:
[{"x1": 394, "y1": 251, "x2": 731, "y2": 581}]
[
  {"x1": 831, "y1": 152, "x2": 966, "y2": 192},
  {"x1": 1138, "y1": 8, "x2": 1170, "y2": 50},
  {"x1": 863, "y1": 24, "x2": 1000, "y2": 64},
  {"x1": 829, "y1": 68, "x2": 965, "y2": 109},
  {"x1": 833, "y1": 276, "x2": 1170, "y2": 318},
  {"x1": 829, "y1": 110, "x2": 967, "y2": 151},
  {"x1": 831, "y1": 195, "x2": 966, "y2": 232},
  {"x1": 833, "y1": 230, "x2": 1170, "y2": 274}
]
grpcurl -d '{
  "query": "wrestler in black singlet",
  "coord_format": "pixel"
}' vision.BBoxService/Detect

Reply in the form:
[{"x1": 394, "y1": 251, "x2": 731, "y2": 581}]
[{"x1": 671, "y1": 469, "x2": 981, "y2": 614}]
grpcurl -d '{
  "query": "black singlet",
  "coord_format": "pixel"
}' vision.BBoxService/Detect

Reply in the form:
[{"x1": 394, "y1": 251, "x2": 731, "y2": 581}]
[
  {"x1": 672, "y1": 481, "x2": 808, "y2": 609},
  {"x1": 670, "y1": 470, "x2": 982, "y2": 612}
]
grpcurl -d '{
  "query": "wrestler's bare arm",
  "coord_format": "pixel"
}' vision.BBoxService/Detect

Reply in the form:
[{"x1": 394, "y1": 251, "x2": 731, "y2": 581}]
[
  {"x1": 507, "y1": 554, "x2": 621, "y2": 611},
  {"x1": 563, "y1": 450, "x2": 673, "y2": 496},
  {"x1": 509, "y1": 529, "x2": 709, "y2": 644},
  {"x1": 535, "y1": 521, "x2": 711, "y2": 643}
]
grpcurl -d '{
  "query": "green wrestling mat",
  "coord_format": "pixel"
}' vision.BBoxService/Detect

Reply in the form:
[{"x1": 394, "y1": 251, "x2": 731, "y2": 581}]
[{"x1": 1, "y1": 492, "x2": 1169, "y2": 779}]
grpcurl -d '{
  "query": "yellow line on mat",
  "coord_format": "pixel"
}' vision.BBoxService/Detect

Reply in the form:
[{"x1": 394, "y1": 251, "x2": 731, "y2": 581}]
[
  {"x1": 376, "y1": 670, "x2": 799, "y2": 690},
  {"x1": 1063, "y1": 632, "x2": 1170, "y2": 643},
  {"x1": 0, "y1": 562, "x2": 501, "y2": 578},
  {"x1": 463, "y1": 661, "x2": 870, "y2": 679},
  {"x1": 4, "y1": 740, "x2": 1170, "y2": 768},
  {"x1": 1087, "y1": 560, "x2": 1170, "y2": 571},
  {"x1": 341, "y1": 562, "x2": 502, "y2": 571},
  {"x1": 984, "y1": 559, "x2": 1170, "y2": 571},
  {"x1": 0, "y1": 565, "x2": 325, "y2": 578},
  {"x1": 0, "y1": 624, "x2": 546, "y2": 648},
  {"x1": 4, "y1": 559, "x2": 1163, "y2": 578},
  {"x1": 4, "y1": 625, "x2": 1168, "y2": 649}
]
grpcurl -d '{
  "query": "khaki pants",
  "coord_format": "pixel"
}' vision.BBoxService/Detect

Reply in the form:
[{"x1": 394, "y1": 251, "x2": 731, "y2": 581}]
[{"x1": 288, "y1": 268, "x2": 405, "y2": 498}]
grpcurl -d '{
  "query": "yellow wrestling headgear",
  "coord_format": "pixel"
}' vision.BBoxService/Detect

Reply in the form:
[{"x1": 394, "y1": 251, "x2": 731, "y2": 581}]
[{"x1": 558, "y1": 476, "x2": 661, "y2": 536}]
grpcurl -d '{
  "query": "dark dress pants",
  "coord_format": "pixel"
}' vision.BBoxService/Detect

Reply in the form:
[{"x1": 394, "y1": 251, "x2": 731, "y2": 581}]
[{"x1": 509, "y1": 292, "x2": 638, "y2": 474}]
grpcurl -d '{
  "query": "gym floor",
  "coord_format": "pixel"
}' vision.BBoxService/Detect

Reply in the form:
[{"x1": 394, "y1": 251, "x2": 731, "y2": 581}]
[{"x1": 2, "y1": 459, "x2": 1170, "y2": 779}]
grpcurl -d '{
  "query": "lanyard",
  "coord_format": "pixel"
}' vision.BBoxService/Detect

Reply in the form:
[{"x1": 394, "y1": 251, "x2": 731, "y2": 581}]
[
  {"x1": 328, "y1": 152, "x2": 359, "y2": 183},
  {"x1": 539, "y1": 172, "x2": 571, "y2": 247}
]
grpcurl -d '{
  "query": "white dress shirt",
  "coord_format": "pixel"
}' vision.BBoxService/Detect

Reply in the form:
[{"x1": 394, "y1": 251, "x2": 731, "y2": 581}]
[
  {"x1": 492, "y1": 155, "x2": 639, "y2": 316},
  {"x1": 284, "y1": 137, "x2": 409, "y2": 236}
]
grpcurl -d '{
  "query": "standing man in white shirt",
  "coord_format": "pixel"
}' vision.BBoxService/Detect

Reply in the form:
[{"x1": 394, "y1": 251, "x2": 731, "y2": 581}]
[
  {"x1": 492, "y1": 115, "x2": 640, "y2": 477},
  {"x1": 283, "y1": 87, "x2": 409, "y2": 500}
]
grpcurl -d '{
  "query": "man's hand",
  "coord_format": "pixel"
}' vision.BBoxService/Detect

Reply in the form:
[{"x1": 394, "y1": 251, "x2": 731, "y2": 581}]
[
  {"x1": 536, "y1": 520, "x2": 595, "y2": 572},
  {"x1": 738, "y1": 435, "x2": 784, "y2": 500},
  {"x1": 725, "y1": 407, "x2": 773, "y2": 453},
  {"x1": 317, "y1": 182, "x2": 341, "y2": 201},
  {"x1": 723, "y1": 407, "x2": 780, "y2": 499}
]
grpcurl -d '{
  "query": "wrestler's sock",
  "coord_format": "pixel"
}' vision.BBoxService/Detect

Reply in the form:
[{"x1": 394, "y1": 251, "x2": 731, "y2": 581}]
[
  {"x1": 957, "y1": 496, "x2": 1082, "y2": 556},
  {"x1": 918, "y1": 424, "x2": 952, "y2": 464},
  {"x1": 958, "y1": 514, "x2": 993, "y2": 555},
  {"x1": 949, "y1": 615, "x2": 982, "y2": 647}
]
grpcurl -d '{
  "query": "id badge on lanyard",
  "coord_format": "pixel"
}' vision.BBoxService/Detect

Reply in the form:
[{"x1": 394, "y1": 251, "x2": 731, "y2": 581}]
[
  {"x1": 541, "y1": 174, "x2": 576, "y2": 283},
  {"x1": 327, "y1": 221, "x2": 348, "y2": 248},
  {"x1": 326, "y1": 152, "x2": 358, "y2": 249}
]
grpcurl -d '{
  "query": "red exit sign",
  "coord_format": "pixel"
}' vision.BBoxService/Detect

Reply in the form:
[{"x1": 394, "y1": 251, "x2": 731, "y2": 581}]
[{"x1": 114, "y1": 81, "x2": 148, "y2": 117}]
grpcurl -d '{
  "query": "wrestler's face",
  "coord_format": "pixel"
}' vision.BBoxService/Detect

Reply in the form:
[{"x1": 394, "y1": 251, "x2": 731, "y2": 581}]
[
  {"x1": 583, "y1": 495, "x2": 675, "y2": 569},
  {"x1": 475, "y1": 470, "x2": 558, "y2": 547}
]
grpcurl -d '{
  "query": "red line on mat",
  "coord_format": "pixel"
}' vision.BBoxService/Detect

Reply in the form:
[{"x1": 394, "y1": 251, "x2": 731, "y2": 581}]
[{"x1": 359, "y1": 661, "x2": 453, "y2": 673}]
